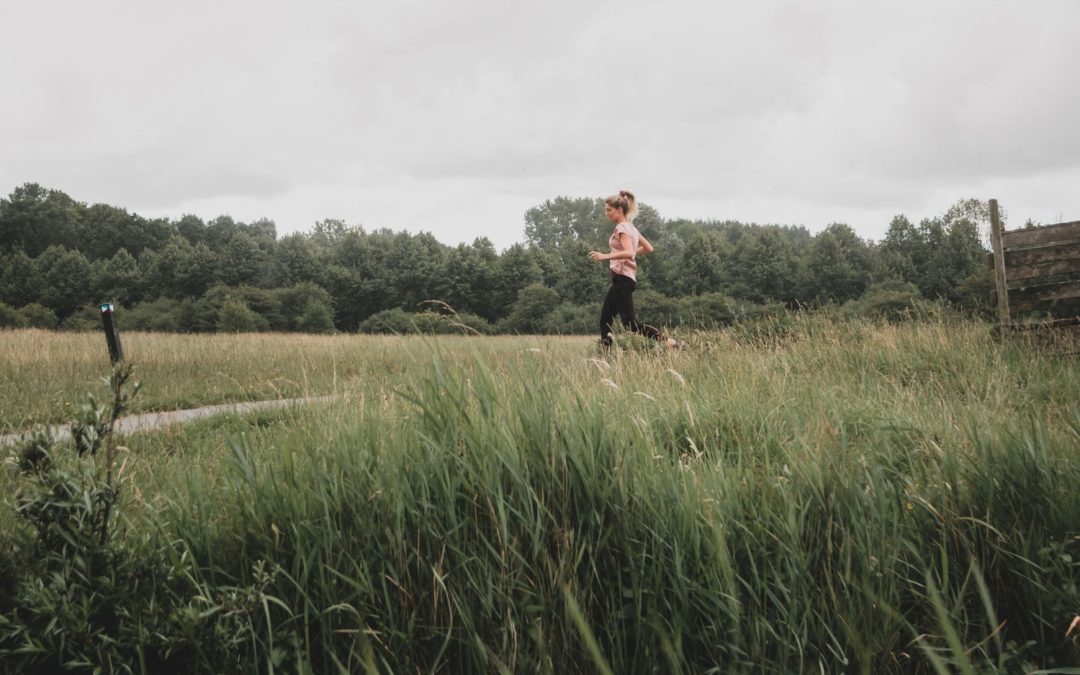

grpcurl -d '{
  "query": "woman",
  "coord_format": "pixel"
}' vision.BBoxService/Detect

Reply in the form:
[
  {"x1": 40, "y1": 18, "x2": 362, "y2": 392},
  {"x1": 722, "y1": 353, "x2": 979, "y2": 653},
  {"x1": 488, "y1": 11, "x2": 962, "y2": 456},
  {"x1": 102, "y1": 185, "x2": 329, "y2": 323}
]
[{"x1": 589, "y1": 190, "x2": 678, "y2": 350}]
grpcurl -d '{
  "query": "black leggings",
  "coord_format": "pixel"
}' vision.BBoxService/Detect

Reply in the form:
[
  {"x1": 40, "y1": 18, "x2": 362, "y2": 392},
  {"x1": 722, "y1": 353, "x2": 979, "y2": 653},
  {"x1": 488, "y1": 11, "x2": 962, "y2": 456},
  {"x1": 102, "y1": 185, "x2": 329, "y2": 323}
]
[{"x1": 600, "y1": 273, "x2": 663, "y2": 347}]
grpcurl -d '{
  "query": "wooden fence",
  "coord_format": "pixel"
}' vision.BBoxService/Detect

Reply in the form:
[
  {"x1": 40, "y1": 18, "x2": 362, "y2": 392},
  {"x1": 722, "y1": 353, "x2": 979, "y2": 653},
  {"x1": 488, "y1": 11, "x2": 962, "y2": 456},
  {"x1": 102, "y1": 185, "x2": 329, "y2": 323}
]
[{"x1": 988, "y1": 198, "x2": 1080, "y2": 332}]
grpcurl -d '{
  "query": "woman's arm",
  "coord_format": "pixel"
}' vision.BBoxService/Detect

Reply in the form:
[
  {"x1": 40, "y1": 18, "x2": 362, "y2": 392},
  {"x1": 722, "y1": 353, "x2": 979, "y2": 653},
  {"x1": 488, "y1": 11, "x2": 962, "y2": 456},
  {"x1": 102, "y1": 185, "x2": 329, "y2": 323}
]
[
  {"x1": 637, "y1": 234, "x2": 654, "y2": 256},
  {"x1": 590, "y1": 233, "x2": 635, "y2": 261}
]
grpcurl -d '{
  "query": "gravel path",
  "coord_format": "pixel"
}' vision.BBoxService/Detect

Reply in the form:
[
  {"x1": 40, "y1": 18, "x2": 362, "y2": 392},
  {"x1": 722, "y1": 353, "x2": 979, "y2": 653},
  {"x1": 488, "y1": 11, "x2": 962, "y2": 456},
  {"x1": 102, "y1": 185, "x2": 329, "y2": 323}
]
[{"x1": 0, "y1": 396, "x2": 337, "y2": 448}]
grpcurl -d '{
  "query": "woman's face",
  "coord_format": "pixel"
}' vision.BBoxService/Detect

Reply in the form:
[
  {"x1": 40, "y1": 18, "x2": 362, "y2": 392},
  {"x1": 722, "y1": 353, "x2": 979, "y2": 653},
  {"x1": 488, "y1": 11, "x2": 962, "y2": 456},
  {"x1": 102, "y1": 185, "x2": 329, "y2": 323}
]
[{"x1": 604, "y1": 203, "x2": 623, "y2": 223}]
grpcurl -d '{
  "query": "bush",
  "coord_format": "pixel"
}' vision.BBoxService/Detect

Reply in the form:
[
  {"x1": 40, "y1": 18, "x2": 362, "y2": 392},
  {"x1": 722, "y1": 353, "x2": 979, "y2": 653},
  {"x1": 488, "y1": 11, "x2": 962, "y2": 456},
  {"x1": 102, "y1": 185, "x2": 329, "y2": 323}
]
[
  {"x1": 548, "y1": 302, "x2": 597, "y2": 335},
  {"x1": 17, "y1": 303, "x2": 58, "y2": 329},
  {"x1": 498, "y1": 284, "x2": 559, "y2": 334},
  {"x1": 844, "y1": 282, "x2": 940, "y2": 322},
  {"x1": 204, "y1": 286, "x2": 279, "y2": 331},
  {"x1": 357, "y1": 308, "x2": 416, "y2": 334},
  {"x1": 277, "y1": 283, "x2": 336, "y2": 332},
  {"x1": 216, "y1": 298, "x2": 266, "y2": 333},
  {"x1": 0, "y1": 302, "x2": 26, "y2": 329},
  {"x1": 634, "y1": 289, "x2": 682, "y2": 329},
  {"x1": 678, "y1": 292, "x2": 744, "y2": 328},
  {"x1": 296, "y1": 298, "x2": 336, "y2": 334},
  {"x1": 125, "y1": 298, "x2": 184, "y2": 332},
  {"x1": 0, "y1": 366, "x2": 189, "y2": 672},
  {"x1": 447, "y1": 311, "x2": 495, "y2": 336},
  {"x1": 175, "y1": 298, "x2": 217, "y2": 333},
  {"x1": 358, "y1": 308, "x2": 492, "y2": 335},
  {"x1": 59, "y1": 305, "x2": 102, "y2": 332}
]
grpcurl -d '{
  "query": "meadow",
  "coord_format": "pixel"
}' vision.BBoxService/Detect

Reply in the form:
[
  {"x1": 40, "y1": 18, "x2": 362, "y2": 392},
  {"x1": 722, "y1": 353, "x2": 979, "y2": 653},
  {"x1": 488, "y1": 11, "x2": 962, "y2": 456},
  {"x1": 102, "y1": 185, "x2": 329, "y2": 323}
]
[{"x1": 1, "y1": 319, "x2": 1078, "y2": 673}]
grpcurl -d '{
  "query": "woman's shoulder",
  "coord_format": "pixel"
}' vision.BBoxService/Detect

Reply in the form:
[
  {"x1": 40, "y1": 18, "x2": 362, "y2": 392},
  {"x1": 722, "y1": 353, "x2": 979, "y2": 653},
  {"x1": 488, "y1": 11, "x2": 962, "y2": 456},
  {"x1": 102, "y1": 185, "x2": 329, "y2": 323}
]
[{"x1": 614, "y1": 221, "x2": 640, "y2": 236}]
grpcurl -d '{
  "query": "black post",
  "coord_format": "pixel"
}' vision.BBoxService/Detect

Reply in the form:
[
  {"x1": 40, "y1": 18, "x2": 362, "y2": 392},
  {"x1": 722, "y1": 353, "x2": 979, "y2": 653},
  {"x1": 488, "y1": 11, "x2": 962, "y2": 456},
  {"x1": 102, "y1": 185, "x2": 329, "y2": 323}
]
[{"x1": 99, "y1": 303, "x2": 124, "y2": 363}]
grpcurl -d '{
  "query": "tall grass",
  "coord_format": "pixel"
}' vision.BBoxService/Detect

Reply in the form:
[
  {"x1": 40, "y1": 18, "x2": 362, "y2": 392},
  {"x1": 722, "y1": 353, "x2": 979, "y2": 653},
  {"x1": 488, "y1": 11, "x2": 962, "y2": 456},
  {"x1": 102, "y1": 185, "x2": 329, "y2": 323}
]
[
  {"x1": 2, "y1": 317, "x2": 1078, "y2": 672},
  {"x1": 0, "y1": 330, "x2": 587, "y2": 429}
]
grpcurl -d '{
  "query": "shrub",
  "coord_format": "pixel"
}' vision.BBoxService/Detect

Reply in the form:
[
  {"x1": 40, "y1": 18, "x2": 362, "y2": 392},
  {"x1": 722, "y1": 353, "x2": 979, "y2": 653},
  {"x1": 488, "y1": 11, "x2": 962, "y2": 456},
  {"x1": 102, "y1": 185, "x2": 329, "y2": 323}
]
[
  {"x1": 634, "y1": 289, "x2": 682, "y2": 329},
  {"x1": 844, "y1": 281, "x2": 940, "y2": 322},
  {"x1": 358, "y1": 308, "x2": 492, "y2": 335},
  {"x1": 678, "y1": 292, "x2": 743, "y2": 328},
  {"x1": 125, "y1": 298, "x2": 183, "y2": 332},
  {"x1": 357, "y1": 308, "x2": 416, "y2": 334},
  {"x1": 276, "y1": 283, "x2": 336, "y2": 332},
  {"x1": 17, "y1": 303, "x2": 58, "y2": 329},
  {"x1": 296, "y1": 298, "x2": 336, "y2": 334},
  {"x1": 498, "y1": 284, "x2": 558, "y2": 334},
  {"x1": 58, "y1": 305, "x2": 102, "y2": 332},
  {"x1": 216, "y1": 298, "x2": 266, "y2": 333},
  {"x1": 548, "y1": 302, "x2": 597, "y2": 335},
  {"x1": 0, "y1": 302, "x2": 26, "y2": 329}
]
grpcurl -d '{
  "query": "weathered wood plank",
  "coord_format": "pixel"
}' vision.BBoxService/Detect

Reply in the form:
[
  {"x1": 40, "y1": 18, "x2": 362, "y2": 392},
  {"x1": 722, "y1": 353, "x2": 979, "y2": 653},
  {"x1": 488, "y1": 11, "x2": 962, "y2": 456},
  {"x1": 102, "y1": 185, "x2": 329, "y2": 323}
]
[
  {"x1": 1001, "y1": 220, "x2": 1080, "y2": 249},
  {"x1": 1010, "y1": 316, "x2": 1080, "y2": 330},
  {"x1": 1006, "y1": 259, "x2": 1080, "y2": 282},
  {"x1": 1004, "y1": 241, "x2": 1080, "y2": 268},
  {"x1": 1007, "y1": 279, "x2": 1080, "y2": 308}
]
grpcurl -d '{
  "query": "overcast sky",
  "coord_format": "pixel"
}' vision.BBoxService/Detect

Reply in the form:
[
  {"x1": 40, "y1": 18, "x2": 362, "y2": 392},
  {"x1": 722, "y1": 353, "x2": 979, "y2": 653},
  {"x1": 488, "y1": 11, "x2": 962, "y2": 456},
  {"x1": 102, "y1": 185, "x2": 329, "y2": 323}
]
[{"x1": 3, "y1": 0, "x2": 1079, "y2": 250}]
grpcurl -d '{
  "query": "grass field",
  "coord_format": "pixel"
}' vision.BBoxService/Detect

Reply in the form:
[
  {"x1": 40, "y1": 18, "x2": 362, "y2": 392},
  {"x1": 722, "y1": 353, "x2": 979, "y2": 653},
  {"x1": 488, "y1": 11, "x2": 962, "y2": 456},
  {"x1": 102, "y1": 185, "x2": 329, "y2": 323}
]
[
  {"x1": 1, "y1": 319, "x2": 1079, "y2": 673},
  {"x1": 0, "y1": 330, "x2": 589, "y2": 430}
]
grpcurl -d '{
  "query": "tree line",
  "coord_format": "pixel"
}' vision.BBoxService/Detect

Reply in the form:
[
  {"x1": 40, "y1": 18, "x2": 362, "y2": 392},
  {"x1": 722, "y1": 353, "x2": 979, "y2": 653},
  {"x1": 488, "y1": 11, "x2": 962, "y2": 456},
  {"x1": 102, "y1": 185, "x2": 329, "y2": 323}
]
[{"x1": 0, "y1": 183, "x2": 995, "y2": 334}]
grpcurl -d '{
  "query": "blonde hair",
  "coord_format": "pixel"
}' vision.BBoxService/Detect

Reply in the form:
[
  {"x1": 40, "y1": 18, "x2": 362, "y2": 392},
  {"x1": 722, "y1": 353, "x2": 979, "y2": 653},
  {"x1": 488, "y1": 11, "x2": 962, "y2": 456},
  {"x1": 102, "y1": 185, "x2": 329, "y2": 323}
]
[{"x1": 605, "y1": 190, "x2": 638, "y2": 220}]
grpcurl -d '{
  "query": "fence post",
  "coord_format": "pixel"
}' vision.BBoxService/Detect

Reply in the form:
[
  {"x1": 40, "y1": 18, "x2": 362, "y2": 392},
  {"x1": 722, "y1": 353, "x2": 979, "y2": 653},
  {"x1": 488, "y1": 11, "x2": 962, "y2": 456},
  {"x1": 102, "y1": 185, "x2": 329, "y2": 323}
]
[
  {"x1": 99, "y1": 303, "x2": 124, "y2": 363},
  {"x1": 988, "y1": 199, "x2": 1010, "y2": 329}
]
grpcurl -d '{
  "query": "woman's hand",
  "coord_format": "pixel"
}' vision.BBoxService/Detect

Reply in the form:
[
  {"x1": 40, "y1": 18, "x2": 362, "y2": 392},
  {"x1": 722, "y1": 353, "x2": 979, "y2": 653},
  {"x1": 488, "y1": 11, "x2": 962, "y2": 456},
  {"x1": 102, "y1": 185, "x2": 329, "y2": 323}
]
[{"x1": 589, "y1": 250, "x2": 608, "y2": 261}]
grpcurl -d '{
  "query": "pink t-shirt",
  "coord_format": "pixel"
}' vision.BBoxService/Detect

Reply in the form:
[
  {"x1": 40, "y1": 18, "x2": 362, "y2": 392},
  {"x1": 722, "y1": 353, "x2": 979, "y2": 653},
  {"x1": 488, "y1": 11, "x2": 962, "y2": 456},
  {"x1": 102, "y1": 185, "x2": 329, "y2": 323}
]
[{"x1": 608, "y1": 222, "x2": 640, "y2": 281}]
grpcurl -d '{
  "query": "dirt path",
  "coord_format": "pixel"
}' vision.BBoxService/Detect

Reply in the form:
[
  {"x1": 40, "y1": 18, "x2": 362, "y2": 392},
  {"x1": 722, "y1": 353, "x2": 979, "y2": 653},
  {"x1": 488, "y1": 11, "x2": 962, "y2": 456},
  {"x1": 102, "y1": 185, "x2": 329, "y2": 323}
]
[{"x1": 0, "y1": 396, "x2": 337, "y2": 448}]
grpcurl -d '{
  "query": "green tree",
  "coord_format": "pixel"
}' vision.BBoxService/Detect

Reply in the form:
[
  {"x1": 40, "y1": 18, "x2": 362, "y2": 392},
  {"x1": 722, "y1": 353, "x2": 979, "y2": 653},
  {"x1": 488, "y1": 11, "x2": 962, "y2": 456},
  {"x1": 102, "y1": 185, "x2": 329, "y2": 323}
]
[
  {"x1": 205, "y1": 285, "x2": 281, "y2": 329},
  {"x1": 18, "y1": 302, "x2": 59, "y2": 329},
  {"x1": 0, "y1": 250, "x2": 41, "y2": 307},
  {"x1": 272, "y1": 234, "x2": 324, "y2": 288},
  {"x1": 36, "y1": 246, "x2": 94, "y2": 319},
  {"x1": 524, "y1": 197, "x2": 607, "y2": 251},
  {"x1": 728, "y1": 228, "x2": 798, "y2": 303},
  {"x1": 219, "y1": 232, "x2": 269, "y2": 287},
  {"x1": 933, "y1": 217, "x2": 989, "y2": 304},
  {"x1": 489, "y1": 243, "x2": 544, "y2": 321},
  {"x1": 802, "y1": 223, "x2": 874, "y2": 303},
  {"x1": 309, "y1": 218, "x2": 354, "y2": 248},
  {"x1": 176, "y1": 243, "x2": 218, "y2": 298},
  {"x1": 243, "y1": 217, "x2": 277, "y2": 242},
  {"x1": 204, "y1": 215, "x2": 240, "y2": 249},
  {"x1": 174, "y1": 214, "x2": 207, "y2": 245},
  {"x1": 124, "y1": 298, "x2": 183, "y2": 332},
  {"x1": 435, "y1": 238, "x2": 499, "y2": 319},
  {"x1": 140, "y1": 236, "x2": 196, "y2": 299},
  {"x1": 0, "y1": 302, "x2": 27, "y2": 328},
  {"x1": 93, "y1": 248, "x2": 141, "y2": 307},
  {"x1": 916, "y1": 218, "x2": 950, "y2": 299},
  {"x1": 275, "y1": 283, "x2": 335, "y2": 331},
  {"x1": 216, "y1": 298, "x2": 261, "y2": 332},
  {"x1": 296, "y1": 298, "x2": 335, "y2": 333},
  {"x1": 639, "y1": 225, "x2": 685, "y2": 297},
  {"x1": 678, "y1": 231, "x2": 730, "y2": 295},
  {"x1": 76, "y1": 204, "x2": 169, "y2": 260},
  {"x1": 500, "y1": 284, "x2": 559, "y2": 334},
  {"x1": 556, "y1": 240, "x2": 608, "y2": 306},
  {"x1": 879, "y1": 215, "x2": 920, "y2": 285},
  {"x1": 0, "y1": 183, "x2": 84, "y2": 256}
]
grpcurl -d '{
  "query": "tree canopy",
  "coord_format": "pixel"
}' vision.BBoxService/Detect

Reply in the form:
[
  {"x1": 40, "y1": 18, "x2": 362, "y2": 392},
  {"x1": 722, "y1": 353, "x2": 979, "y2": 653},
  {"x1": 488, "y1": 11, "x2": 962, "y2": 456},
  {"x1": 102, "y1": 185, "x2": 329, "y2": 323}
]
[{"x1": 0, "y1": 182, "x2": 994, "y2": 333}]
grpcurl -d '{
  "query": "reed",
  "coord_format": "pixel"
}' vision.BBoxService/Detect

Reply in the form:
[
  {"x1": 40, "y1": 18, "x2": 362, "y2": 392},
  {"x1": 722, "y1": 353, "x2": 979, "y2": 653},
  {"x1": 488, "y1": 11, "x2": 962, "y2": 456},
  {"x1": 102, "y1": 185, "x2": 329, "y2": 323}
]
[{"x1": 1, "y1": 317, "x2": 1078, "y2": 672}]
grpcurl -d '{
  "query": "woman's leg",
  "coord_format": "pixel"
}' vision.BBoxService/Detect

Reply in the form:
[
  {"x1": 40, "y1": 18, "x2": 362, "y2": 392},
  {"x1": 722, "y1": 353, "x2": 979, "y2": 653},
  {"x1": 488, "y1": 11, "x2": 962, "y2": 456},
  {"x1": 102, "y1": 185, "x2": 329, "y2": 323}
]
[
  {"x1": 612, "y1": 275, "x2": 664, "y2": 341},
  {"x1": 599, "y1": 281, "x2": 619, "y2": 348}
]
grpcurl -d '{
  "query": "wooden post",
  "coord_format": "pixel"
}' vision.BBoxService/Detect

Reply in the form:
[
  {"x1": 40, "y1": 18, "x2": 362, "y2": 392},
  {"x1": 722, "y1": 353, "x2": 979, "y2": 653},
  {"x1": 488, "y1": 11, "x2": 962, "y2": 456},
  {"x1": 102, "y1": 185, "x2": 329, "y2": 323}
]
[
  {"x1": 988, "y1": 199, "x2": 1010, "y2": 329},
  {"x1": 99, "y1": 303, "x2": 124, "y2": 363}
]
